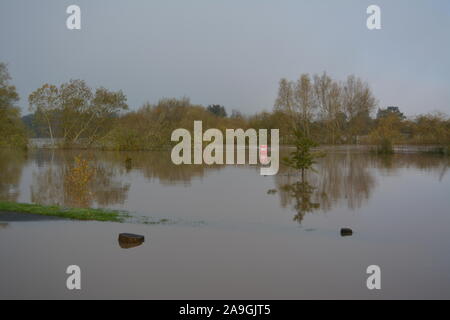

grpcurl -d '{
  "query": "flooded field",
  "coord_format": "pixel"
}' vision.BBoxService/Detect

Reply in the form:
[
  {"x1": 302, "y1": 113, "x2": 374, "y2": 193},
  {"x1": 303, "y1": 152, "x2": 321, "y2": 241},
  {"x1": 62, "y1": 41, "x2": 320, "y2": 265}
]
[{"x1": 1, "y1": 147, "x2": 449, "y2": 299}]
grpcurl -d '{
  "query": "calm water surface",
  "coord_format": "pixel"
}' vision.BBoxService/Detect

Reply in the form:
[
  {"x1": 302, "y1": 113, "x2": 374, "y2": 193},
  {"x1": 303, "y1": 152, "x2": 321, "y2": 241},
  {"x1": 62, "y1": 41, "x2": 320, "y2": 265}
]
[{"x1": 0, "y1": 148, "x2": 449, "y2": 299}]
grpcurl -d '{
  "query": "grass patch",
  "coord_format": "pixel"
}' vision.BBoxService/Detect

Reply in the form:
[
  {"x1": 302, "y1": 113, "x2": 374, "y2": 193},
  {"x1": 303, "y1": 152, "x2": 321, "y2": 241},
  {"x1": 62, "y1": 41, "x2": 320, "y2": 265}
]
[{"x1": 0, "y1": 201, "x2": 129, "y2": 222}]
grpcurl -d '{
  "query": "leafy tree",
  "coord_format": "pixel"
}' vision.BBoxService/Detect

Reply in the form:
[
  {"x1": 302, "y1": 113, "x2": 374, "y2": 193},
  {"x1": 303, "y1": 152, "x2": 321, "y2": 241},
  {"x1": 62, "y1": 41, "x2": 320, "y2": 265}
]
[
  {"x1": 283, "y1": 129, "x2": 323, "y2": 180},
  {"x1": 0, "y1": 63, "x2": 28, "y2": 149},
  {"x1": 369, "y1": 113, "x2": 403, "y2": 153},
  {"x1": 410, "y1": 113, "x2": 450, "y2": 153}
]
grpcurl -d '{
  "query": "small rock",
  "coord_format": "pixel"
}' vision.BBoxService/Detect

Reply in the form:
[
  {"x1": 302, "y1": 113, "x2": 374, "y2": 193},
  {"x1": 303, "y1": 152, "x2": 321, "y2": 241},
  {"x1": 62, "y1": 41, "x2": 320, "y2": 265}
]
[
  {"x1": 118, "y1": 233, "x2": 145, "y2": 249},
  {"x1": 340, "y1": 228, "x2": 353, "y2": 237}
]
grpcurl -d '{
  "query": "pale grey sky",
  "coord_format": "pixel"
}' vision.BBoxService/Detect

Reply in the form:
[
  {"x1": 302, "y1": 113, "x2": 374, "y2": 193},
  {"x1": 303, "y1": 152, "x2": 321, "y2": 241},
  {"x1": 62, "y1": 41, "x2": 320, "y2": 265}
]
[{"x1": 1, "y1": 0, "x2": 449, "y2": 117}]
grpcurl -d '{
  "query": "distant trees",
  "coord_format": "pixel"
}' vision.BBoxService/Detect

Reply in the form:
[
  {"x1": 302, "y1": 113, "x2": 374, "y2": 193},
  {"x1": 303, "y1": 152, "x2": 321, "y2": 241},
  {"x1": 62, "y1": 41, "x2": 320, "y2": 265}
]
[
  {"x1": 102, "y1": 98, "x2": 241, "y2": 150},
  {"x1": 410, "y1": 113, "x2": 450, "y2": 149},
  {"x1": 98, "y1": 87, "x2": 446, "y2": 153},
  {"x1": 1, "y1": 64, "x2": 449, "y2": 152},
  {"x1": 230, "y1": 109, "x2": 243, "y2": 120},
  {"x1": 377, "y1": 106, "x2": 405, "y2": 120},
  {"x1": 28, "y1": 79, "x2": 128, "y2": 146},
  {"x1": 275, "y1": 72, "x2": 377, "y2": 144},
  {"x1": 207, "y1": 104, "x2": 227, "y2": 118},
  {"x1": 0, "y1": 63, "x2": 28, "y2": 149}
]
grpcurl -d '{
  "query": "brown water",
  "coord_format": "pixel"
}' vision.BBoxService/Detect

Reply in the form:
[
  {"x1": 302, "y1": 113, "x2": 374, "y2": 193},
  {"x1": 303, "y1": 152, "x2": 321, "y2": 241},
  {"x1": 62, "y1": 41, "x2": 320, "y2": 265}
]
[{"x1": 0, "y1": 148, "x2": 449, "y2": 299}]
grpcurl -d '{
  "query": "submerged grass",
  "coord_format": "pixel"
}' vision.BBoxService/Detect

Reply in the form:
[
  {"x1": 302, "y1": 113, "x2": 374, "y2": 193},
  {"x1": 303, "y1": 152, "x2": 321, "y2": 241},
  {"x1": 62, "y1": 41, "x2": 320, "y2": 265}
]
[
  {"x1": 0, "y1": 201, "x2": 129, "y2": 222},
  {"x1": 0, "y1": 201, "x2": 206, "y2": 226}
]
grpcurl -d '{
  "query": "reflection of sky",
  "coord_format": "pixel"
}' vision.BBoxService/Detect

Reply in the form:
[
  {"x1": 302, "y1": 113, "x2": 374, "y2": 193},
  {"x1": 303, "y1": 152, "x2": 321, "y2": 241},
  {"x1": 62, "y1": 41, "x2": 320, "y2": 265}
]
[{"x1": 1, "y1": 0, "x2": 449, "y2": 116}]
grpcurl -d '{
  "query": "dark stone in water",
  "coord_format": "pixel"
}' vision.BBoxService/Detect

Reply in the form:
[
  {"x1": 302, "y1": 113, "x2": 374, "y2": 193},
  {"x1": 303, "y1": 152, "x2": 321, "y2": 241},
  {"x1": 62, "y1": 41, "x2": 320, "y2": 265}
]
[
  {"x1": 118, "y1": 233, "x2": 145, "y2": 249},
  {"x1": 340, "y1": 228, "x2": 353, "y2": 237}
]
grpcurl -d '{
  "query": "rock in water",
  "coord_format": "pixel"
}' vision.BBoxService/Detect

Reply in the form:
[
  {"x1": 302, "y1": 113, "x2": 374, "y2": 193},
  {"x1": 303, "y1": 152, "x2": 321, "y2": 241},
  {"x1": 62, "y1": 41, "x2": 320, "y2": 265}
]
[
  {"x1": 118, "y1": 233, "x2": 145, "y2": 249},
  {"x1": 340, "y1": 228, "x2": 353, "y2": 237}
]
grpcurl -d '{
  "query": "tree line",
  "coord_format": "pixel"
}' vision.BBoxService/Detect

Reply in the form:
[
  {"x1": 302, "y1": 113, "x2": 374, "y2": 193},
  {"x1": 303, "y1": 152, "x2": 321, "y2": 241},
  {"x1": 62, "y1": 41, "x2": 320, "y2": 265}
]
[{"x1": 0, "y1": 63, "x2": 449, "y2": 152}]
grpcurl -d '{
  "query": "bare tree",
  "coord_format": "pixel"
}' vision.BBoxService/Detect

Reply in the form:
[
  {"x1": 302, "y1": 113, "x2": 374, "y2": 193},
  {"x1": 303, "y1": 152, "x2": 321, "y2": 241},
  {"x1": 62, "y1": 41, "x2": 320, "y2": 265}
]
[
  {"x1": 341, "y1": 75, "x2": 377, "y2": 143},
  {"x1": 293, "y1": 74, "x2": 315, "y2": 137},
  {"x1": 275, "y1": 75, "x2": 316, "y2": 137},
  {"x1": 314, "y1": 72, "x2": 342, "y2": 144},
  {"x1": 274, "y1": 78, "x2": 295, "y2": 125}
]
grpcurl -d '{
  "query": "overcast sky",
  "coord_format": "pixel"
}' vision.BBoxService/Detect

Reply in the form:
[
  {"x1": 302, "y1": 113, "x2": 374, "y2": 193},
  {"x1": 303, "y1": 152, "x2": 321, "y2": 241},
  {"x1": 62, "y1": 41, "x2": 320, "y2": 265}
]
[{"x1": 1, "y1": 0, "x2": 449, "y2": 117}]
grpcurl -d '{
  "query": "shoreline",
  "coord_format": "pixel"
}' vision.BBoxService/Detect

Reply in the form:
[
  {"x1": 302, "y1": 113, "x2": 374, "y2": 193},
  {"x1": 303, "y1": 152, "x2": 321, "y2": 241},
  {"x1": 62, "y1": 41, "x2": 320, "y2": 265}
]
[
  {"x1": 0, "y1": 211, "x2": 66, "y2": 222},
  {"x1": 12, "y1": 142, "x2": 450, "y2": 154}
]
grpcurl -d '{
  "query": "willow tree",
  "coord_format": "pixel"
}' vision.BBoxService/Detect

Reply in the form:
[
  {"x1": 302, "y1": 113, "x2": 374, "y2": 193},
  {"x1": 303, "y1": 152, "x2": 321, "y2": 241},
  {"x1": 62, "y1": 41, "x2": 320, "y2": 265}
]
[
  {"x1": 28, "y1": 84, "x2": 60, "y2": 145},
  {"x1": 29, "y1": 79, "x2": 128, "y2": 146}
]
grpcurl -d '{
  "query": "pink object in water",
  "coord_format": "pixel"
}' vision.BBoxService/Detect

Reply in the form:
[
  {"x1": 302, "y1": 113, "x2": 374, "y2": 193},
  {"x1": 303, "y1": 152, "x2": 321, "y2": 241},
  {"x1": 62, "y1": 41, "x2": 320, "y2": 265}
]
[{"x1": 260, "y1": 145, "x2": 268, "y2": 164}]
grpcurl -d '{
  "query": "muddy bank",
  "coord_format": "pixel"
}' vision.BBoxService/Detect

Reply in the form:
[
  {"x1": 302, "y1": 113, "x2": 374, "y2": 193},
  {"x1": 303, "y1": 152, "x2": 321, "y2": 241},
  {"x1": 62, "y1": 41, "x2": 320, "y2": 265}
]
[{"x1": 0, "y1": 211, "x2": 66, "y2": 222}]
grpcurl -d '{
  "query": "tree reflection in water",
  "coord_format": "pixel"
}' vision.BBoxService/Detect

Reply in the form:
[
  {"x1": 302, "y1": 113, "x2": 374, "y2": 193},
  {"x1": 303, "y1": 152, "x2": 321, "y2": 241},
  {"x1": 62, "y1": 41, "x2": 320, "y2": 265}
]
[
  {"x1": 273, "y1": 150, "x2": 449, "y2": 224},
  {"x1": 274, "y1": 152, "x2": 377, "y2": 224},
  {"x1": 27, "y1": 149, "x2": 224, "y2": 208},
  {"x1": 1, "y1": 147, "x2": 448, "y2": 218},
  {"x1": 30, "y1": 150, "x2": 130, "y2": 208},
  {"x1": 280, "y1": 180, "x2": 320, "y2": 224},
  {"x1": 0, "y1": 149, "x2": 27, "y2": 202}
]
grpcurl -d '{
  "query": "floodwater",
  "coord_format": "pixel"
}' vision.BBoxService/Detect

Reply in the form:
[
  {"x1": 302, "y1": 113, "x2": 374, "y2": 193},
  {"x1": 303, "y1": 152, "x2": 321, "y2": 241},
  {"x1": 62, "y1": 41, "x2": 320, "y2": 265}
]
[{"x1": 0, "y1": 147, "x2": 449, "y2": 299}]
